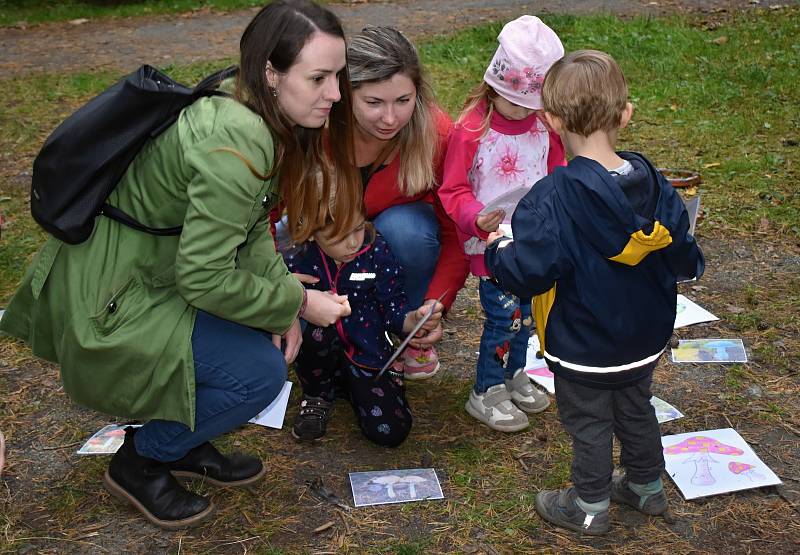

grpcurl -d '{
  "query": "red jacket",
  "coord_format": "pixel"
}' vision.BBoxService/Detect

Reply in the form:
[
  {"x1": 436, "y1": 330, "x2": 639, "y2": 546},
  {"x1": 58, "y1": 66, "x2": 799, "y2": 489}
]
[{"x1": 363, "y1": 108, "x2": 468, "y2": 311}]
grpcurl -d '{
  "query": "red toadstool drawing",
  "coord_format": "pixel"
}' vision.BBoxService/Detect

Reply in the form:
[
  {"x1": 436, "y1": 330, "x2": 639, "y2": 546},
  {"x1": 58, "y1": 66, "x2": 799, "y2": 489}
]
[
  {"x1": 663, "y1": 436, "x2": 743, "y2": 486},
  {"x1": 728, "y1": 462, "x2": 765, "y2": 482}
]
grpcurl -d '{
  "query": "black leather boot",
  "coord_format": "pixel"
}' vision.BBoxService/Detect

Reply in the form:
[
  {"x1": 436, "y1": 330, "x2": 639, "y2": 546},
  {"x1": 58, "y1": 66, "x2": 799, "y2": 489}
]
[
  {"x1": 169, "y1": 441, "x2": 265, "y2": 487},
  {"x1": 103, "y1": 427, "x2": 215, "y2": 529}
]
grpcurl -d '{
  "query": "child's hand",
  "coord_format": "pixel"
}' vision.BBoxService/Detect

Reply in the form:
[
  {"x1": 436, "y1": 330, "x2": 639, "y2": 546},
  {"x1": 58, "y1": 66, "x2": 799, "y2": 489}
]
[
  {"x1": 487, "y1": 230, "x2": 506, "y2": 244},
  {"x1": 476, "y1": 209, "x2": 505, "y2": 233},
  {"x1": 403, "y1": 299, "x2": 444, "y2": 347}
]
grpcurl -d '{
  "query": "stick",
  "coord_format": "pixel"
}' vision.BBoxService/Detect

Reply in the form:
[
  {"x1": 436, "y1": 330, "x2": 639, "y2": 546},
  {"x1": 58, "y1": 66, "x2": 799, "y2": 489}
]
[{"x1": 374, "y1": 290, "x2": 447, "y2": 381}]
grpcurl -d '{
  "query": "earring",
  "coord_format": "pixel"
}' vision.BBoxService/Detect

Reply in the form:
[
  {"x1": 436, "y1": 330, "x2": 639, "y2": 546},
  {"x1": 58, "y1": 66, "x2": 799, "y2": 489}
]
[{"x1": 271, "y1": 87, "x2": 278, "y2": 98}]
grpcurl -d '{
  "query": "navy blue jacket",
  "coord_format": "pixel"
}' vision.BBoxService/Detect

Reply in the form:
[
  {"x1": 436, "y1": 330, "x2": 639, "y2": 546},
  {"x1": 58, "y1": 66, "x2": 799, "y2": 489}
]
[
  {"x1": 283, "y1": 233, "x2": 408, "y2": 370},
  {"x1": 485, "y1": 152, "x2": 704, "y2": 388}
]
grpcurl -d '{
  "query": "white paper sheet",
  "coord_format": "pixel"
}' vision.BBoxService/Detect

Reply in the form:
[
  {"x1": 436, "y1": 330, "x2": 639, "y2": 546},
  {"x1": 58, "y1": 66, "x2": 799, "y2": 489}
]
[
  {"x1": 650, "y1": 396, "x2": 683, "y2": 423},
  {"x1": 671, "y1": 338, "x2": 747, "y2": 363},
  {"x1": 0, "y1": 309, "x2": 5, "y2": 321},
  {"x1": 479, "y1": 187, "x2": 531, "y2": 223},
  {"x1": 524, "y1": 335, "x2": 554, "y2": 393},
  {"x1": 249, "y1": 381, "x2": 292, "y2": 429},
  {"x1": 674, "y1": 294, "x2": 719, "y2": 329},
  {"x1": 349, "y1": 468, "x2": 444, "y2": 507},
  {"x1": 662, "y1": 428, "x2": 781, "y2": 499}
]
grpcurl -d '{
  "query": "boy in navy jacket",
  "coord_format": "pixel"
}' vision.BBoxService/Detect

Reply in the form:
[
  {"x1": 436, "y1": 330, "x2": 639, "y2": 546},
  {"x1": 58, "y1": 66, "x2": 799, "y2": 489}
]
[
  {"x1": 283, "y1": 215, "x2": 443, "y2": 447},
  {"x1": 485, "y1": 50, "x2": 704, "y2": 535}
]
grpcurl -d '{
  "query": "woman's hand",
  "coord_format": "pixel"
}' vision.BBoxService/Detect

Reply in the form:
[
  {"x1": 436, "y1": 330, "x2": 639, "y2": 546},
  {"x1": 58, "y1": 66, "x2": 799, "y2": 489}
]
[
  {"x1": 273, "y1": 318, "x2": 303, "y2": 364},
  {"x1": 476, "y1": 209, "x2": 505, "y2": 233},
  {"x1": 293, "y1": 272, "x2": 320, "y2": 285},
  {"x1": 303, "y1": 289, "x2": 351, "y2": 326},
  {"x1": 402, "y1": 299, "x2": 444, "y2": 348}
]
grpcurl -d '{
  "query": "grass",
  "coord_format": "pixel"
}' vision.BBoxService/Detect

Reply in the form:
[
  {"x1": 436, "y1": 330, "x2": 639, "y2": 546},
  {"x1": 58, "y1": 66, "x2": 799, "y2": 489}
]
[
  {"x1": 1, "y1": 7, "x2": 799, "y2": 555},
  {"x1": 421, "y1": 9, "x2": 800, "y2": 241},
  {"x1": 0, "y1": 0, "x2": 269, "y2": 27}
]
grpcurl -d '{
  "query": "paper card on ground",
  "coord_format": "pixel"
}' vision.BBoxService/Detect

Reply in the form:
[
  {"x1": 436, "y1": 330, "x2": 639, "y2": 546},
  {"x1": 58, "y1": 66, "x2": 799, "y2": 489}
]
[
  {"x1": 77, "y1": 424, "x2": 141, "y2": 455},
  {"x1": 525, "y1": 335, "x2": 554, "y2": 394},
  {"x1": 249, "y1": 381, "x2": 292, "y2": 429},
  {"x1": 671, "y1": 339, "x2": 747, "y2": 363},
  {"x1": 650, "y1": 396, "x2": 683, "y2": 423},
  {"x1": 479, "y1": 187, "x2": 531, "y2": 223},
  {"x1": 674, "y1": 294, "x2": 719, "y2": 329},
  {"x1": 662, "y1": 428, "x2": 781, "y2": 500},
  {"x1": 349, "y1": 468, "x2": 444, "y2": 507}
]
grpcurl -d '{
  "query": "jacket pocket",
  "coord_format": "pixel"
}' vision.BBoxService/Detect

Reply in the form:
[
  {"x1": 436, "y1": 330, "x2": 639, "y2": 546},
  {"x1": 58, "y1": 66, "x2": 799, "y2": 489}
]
[{"x1": 90, "y1": 276, "x2": 148, "y2": 337}]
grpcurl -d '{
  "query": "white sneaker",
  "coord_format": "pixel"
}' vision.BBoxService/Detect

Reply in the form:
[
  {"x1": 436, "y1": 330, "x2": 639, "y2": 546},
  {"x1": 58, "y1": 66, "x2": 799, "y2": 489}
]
[
  {"x1": 465, "y1": 383, "x2": 529, "y2": 432},
  {"x1": 505, "y1": 368, "x2": 550, "y2": 413}
]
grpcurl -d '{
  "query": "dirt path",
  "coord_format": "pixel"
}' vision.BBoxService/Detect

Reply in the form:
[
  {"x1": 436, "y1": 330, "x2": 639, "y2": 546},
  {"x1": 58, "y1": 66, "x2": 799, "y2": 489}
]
[{"x1": 0, "y1": 0, "x2": 795, "y2": 76}]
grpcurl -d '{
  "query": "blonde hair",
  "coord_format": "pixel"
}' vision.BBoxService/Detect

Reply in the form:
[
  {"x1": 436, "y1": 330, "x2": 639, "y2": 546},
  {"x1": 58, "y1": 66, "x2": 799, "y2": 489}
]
[
  {"x1": 348, "y1": 26, "x2": 438, "y2": 196},
  {"x1": 456, "y1": 81, "x2": 498, "y2": 137},
  {"x1": 542, "y1": 49, "x2": 628, "y2": 137}
]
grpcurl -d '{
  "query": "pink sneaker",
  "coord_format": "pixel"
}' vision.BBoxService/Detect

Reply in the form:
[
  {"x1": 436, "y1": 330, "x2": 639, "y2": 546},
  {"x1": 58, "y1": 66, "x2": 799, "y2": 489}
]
[{"x1": 402, "y1": 345, "x2": 440, "y2": 380}]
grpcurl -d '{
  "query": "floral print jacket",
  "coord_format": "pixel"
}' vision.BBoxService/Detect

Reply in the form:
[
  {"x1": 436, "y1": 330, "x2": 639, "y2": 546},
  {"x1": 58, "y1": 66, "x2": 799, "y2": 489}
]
[{"x1": 438, "y1": 99, "x2": 566, "y2": 276}]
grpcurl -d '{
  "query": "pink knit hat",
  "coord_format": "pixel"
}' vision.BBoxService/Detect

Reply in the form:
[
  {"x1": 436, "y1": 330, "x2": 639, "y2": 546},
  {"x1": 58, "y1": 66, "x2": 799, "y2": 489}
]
[{"x1": 484, "y1": 16, "x2": 564, "y2": 110}]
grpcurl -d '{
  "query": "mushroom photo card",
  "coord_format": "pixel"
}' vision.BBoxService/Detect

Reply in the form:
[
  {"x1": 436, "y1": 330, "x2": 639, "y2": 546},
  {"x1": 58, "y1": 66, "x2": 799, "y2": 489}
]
[
  {"x1": 650, "y1": 396, "x2": 684, "y2": 424},
  {"x1": 77, "y1": 424, "x2": 141, "y2": 455},
  {"x1": 349, "y1": 468, "x2": 444, "y2": 507},
  {"x1": 670, "y1": 338, "x2": 748, "y2": 363},
  {"x1": 662, "y1": 428, "x2": 781, "y2": 499}
]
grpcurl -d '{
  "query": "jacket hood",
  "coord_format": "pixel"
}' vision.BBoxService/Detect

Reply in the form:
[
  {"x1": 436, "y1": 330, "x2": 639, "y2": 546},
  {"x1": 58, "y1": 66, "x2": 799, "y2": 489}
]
[{"x1": 553, "y1": 152, "x2": 684, "y2": 266}]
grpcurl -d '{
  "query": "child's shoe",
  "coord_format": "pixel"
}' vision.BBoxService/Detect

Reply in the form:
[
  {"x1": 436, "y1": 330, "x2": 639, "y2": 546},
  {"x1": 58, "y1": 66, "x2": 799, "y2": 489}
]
[
  {"x1": 465, "y1": 383, "x2": 529, "y2": 432},
  {"x1": 291, "y1": 395, "x2": 333, "y2": 441},
  {"x1": 611, "y1": 474, "x2": 668, "y2": 516},
  {"x1": 505, "y1": 368, "x2": 550, "y2": 413},
  {"x1": 403, "y1": 345, "x2": 440, "y2": 380},
  {"x1": 535, "y1": 486, "x2": 610, "y2": 536}
]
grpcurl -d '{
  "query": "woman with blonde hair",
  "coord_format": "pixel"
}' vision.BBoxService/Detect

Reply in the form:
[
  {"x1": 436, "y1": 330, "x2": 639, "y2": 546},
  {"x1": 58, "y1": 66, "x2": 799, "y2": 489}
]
[{"x1": 347, "y1": 26, "x2": 468, "y2": 377}]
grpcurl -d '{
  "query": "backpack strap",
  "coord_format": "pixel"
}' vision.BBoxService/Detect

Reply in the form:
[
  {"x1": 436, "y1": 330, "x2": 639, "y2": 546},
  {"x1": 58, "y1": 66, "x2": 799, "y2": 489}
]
[{"x1": 101, "y1": 204, "x2": 183, "y2": 236}]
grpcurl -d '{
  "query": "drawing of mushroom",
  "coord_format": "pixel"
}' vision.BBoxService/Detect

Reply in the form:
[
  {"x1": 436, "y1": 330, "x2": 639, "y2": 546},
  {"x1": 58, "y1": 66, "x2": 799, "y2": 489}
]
[
  {"x1": 371, "y1": 475, "x2": 402, "y2": 498},
  {"x1": 701, "y1": 339, "x2": 742, "y2": 361},
  {"x1": 400, "y1": 475, "x2": 427, "y2": 498},
  {"x1": 728, "y1": 462, "x2": 765, "y2": 482},
  {"x1": 663, "y1": 436, "x2": 744, "y2": 486}
]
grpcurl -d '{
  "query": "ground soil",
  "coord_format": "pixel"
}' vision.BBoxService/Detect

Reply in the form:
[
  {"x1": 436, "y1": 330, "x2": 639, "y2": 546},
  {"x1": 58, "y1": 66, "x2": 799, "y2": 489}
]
[{"x1": 1, "y1": 1, "x2": 799, "y2": 554}]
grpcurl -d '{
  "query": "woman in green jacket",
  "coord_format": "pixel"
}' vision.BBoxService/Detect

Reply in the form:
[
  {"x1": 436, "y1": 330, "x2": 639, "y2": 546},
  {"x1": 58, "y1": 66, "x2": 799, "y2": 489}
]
[{"x1": 0, "y1": 0, "x2": 361, "y2": 529}]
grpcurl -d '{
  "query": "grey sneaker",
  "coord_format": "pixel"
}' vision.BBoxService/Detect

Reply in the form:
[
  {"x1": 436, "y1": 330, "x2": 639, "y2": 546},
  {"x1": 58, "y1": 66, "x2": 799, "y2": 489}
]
[
  {"x1": 535, "y1": 487, "x2": 610, "y2": 536},
  {"x1": 505, "y1": 368, "x2": 550, "y2": 413},
  {"x1": 465, "y1": 383, "x2": 529, "y2": 432},
  {"x1": 611, "y1": 474, "x2": 668, "y2": 516}
]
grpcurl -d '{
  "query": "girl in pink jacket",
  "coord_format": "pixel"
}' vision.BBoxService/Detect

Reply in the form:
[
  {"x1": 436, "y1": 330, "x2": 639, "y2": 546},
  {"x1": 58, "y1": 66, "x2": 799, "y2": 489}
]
[{"x1": 438, "y1": 16, "x2": 566, "y2": 432}]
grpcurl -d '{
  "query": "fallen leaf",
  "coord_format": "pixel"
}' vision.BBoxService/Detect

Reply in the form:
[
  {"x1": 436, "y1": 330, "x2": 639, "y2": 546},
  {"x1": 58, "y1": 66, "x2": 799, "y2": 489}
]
[
  {"x1": 313, "y1": 521, "x2": 335, "y2": 534},
  {"x1": 68, "y1": 18, "x2": 89, "y2": 26},
  {"x1": 703, "y1": 162, "x2": 721, "y2": 168},
  {"x1": 712, "y1": 36, "x2": 729, "y2": 45}
]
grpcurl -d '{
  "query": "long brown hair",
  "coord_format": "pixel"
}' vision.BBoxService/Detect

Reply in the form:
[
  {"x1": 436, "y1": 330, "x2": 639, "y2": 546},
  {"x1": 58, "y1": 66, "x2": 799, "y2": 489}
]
[
  {"x1": 237, "y1": 0, "x2": 360, "y2": 243},
  {"x1": 347, "y1": 26, "x2": 438, "y2": 197}
]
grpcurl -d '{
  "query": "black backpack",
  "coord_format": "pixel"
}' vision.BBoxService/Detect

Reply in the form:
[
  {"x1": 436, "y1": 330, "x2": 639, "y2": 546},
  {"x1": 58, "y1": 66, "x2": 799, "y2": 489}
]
[{"x1": 31, "y1": 64, "x2": 238, "y2": 244}]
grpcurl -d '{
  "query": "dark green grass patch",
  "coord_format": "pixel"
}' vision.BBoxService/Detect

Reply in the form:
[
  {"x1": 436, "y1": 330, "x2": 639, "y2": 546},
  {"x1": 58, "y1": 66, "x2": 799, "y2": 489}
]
[{"x1": 0, "y1": 0, "x2": 269, "y2": 27}]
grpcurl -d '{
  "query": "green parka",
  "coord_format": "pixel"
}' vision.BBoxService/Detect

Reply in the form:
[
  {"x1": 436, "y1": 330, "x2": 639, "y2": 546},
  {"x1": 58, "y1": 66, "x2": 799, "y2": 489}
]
[{"x1": 0, "y1": 94, "x2": 304, "y2": 428}]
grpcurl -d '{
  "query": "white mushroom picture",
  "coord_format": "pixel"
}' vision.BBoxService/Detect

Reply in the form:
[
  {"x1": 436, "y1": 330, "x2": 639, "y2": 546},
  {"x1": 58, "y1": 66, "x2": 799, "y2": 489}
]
[
  {"x1": 728, "y1": 462, "x2": 766, "y2": 482},
  {"x1": 371, "y1": 475, "x2": 402, "y2": 498},
  {"x1": 400, "y1": 475, "x2": 427, "y2": 498},
  {"x1": 663, "y1": 436, "x2": 744, "y2": 486}
]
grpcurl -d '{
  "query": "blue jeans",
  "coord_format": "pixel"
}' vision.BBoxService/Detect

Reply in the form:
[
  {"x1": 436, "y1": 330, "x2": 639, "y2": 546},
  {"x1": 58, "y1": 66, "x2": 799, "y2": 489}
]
[
  {"x1": 135, "y1": 310, "x2": 287, "y2": 461},
  {"x1": 373, "y1": 201, "x2": 440, "y2": 308},
  {"x1": 475, "y1": 279, "x2": 532, "y2": 393}
]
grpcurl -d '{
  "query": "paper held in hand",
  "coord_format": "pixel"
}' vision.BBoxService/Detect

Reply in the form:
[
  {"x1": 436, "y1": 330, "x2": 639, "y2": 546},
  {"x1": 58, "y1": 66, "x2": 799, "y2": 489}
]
[{"x1": 479, "y1": 187, "x2": 531, "y2": 223}]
